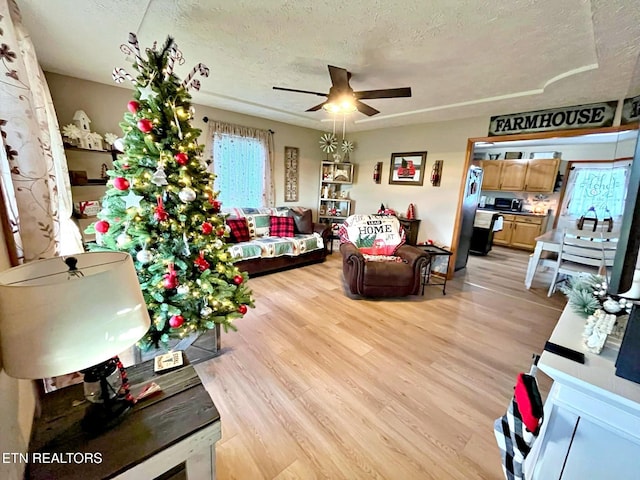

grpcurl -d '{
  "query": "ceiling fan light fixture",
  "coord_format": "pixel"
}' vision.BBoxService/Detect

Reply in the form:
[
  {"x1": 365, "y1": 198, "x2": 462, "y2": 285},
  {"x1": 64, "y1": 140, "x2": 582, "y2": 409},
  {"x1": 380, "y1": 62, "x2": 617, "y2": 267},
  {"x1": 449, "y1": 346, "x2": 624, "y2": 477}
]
[{"x1": 323, "y1": 95, "x2": 357, "y2": 114}]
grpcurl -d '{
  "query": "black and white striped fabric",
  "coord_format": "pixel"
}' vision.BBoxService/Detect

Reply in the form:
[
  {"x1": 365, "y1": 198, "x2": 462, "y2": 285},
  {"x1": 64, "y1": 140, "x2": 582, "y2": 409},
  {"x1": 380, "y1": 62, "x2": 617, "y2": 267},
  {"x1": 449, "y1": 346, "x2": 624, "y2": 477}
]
[{"x1": 494, "y1": 396, "x2": 538, "y2": 480}]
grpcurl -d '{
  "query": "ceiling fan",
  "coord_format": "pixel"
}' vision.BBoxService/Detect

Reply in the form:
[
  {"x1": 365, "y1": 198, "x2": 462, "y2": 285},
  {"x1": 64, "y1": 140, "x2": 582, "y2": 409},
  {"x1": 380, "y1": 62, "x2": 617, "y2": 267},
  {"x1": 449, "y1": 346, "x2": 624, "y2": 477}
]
[{"x1": 273, "y1": 65, "x2": 412, "y2": 116}]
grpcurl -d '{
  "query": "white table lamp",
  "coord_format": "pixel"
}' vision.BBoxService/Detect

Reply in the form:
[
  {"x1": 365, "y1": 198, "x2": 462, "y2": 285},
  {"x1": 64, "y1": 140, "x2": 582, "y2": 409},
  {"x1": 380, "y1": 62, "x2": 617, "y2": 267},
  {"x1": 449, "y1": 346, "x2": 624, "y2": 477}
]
[{"x1": 0, "y1": 252, "x2": 150, "y2": 431}]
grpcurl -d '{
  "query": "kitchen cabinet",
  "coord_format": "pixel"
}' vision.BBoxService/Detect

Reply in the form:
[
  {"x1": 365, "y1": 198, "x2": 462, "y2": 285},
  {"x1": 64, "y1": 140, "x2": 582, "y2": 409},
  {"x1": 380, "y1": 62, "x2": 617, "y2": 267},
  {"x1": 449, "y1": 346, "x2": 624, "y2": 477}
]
[
  {"x1": 479, "y1": 160, "x2": 502, "y2": 190},
  {"x1": 524, "y1": 158, "x2": 560, "y2": 192},
  {"x1": 492, "y1": 214, "x2": 546, "y2": 251},
  {"x1": 500, "y1": 160, "x2": 528, "y2": 190},
  {"x1": 492, "y1": 215, "x2": 515, "y2": 246},
  {"x1": 318, "y1": 162, "x2": 355, "y2": 235},
  {"x1": 480, "y1": 159, "x2": 559, "y2": 192}
]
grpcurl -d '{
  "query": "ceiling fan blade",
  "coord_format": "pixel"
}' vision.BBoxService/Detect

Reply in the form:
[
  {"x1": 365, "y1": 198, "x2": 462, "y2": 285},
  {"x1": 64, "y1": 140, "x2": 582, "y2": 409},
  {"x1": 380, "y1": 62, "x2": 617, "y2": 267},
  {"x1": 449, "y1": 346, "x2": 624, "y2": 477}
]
[
  {"x1": 355, "y1": 100, "x2": 380, "y2": 116},
  {"x1": 328, "y1": 65, "x2": 350, "y2": 90},
  {"x1": 355, "y1": 87, "x2": 412, "y2": 100},
  {"x1": 273, "y1": 86, "x2": 327, "y2": 98},
  {"x1": 306, "y1": 102, "x2": 327, "y2": 112}
]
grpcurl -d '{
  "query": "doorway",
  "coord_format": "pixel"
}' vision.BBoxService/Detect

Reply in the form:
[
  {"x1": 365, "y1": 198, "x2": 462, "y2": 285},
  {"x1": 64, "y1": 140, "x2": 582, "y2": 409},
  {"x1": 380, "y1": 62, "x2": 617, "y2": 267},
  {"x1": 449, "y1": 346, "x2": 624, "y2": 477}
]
[{"x1": 448, "y1": 126, "x2": 638, "y2": 293}]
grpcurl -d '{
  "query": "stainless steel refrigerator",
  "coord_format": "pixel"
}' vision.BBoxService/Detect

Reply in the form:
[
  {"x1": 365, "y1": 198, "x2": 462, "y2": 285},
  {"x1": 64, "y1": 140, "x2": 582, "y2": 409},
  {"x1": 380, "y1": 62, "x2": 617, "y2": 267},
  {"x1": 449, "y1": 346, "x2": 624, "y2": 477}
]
[{"x1": 455, "y1": 165, "x2": 483, "y2": 271}]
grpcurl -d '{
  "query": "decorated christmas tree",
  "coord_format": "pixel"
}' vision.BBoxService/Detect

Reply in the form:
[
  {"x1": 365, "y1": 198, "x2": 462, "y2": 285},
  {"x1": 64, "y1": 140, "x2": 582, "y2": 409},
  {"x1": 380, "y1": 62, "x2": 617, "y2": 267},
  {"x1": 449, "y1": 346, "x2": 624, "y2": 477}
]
[{"x1": 87, "y1": 33, "x2": 254, "y2": 350}]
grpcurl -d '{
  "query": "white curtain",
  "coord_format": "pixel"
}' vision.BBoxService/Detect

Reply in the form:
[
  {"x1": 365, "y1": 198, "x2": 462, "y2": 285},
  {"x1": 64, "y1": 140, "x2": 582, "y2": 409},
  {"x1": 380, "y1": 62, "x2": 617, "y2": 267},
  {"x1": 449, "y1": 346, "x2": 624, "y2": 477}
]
[
  {"x1": 0, "y1": 0, "x2": 82, "y2": 262},
  {"x1": 557, "y1": 160, "x2": 631, "y2": 231},
  {"x1": 206, "y1": 120, "x2": 275, "y2": 207}
]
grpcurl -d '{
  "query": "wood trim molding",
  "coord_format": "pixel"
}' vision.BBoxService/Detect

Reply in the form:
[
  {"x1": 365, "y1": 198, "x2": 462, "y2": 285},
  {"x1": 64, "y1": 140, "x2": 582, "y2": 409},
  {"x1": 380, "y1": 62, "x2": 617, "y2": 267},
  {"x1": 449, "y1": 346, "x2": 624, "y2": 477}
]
[{"x1": 468, "y1": 124, "x2": 638, "y2": 145}]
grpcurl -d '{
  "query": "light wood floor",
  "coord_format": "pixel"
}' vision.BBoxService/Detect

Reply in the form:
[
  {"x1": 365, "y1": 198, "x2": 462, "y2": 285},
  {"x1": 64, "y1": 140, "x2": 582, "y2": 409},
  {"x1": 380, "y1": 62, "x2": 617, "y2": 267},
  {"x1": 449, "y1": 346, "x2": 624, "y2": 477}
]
[{"x1": 195, "y1": 246, "x2": 567, "y2": 479}]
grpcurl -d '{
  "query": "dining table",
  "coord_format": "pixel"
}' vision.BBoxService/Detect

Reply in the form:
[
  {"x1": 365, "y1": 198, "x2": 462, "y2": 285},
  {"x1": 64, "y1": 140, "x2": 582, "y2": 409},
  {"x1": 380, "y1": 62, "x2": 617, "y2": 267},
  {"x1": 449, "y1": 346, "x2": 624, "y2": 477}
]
[{"x1": 524, "y1": 228, "x2": 563, "y2": 289}]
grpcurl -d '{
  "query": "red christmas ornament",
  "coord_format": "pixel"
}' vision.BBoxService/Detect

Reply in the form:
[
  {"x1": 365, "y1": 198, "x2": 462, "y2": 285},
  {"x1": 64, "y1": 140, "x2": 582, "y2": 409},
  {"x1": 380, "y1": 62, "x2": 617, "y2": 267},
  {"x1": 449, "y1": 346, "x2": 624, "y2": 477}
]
[
  {"x1": 174, "y1": 152, "x2": 189, "y2": 165},
  {"x1": 233, "y1": 275, "x2": 244, "y2": 285},
  {"x1": 127, "y1": 100, "x2": 140, "y2": 114},
  {"x1": 211, "y1": 199, "x2": 222, "y2": 213},
  {"x1": 94, "y1": 220, "x2": 110, "y2": 233},
  {"x1": 163, "y1": 263, "x2": 179, "y2": 289},
  {"x1": 113, "y1": 177, "x2": 130, "y2": 191},
  {"x1": 194, "y1": 252, "x2": 210, "y2": 272},
  {"x1": 137, "y1": 118, "x2": 153, "y2": 133},
  {"x1": 169, "y1": 315, "x2": 185, "y2": 328},
  {"x1": 216, "y1": 227, "x2": 226, "y2": 237},
  {"x1": 201, "y1": 222, "x2": 213, "y2": 235},
  {"x1": 238, "y1": 304, "x2": 248, "y2": 315},
  {"x1": 154, "y1": 196, "x2": 169, "y2": 221}
]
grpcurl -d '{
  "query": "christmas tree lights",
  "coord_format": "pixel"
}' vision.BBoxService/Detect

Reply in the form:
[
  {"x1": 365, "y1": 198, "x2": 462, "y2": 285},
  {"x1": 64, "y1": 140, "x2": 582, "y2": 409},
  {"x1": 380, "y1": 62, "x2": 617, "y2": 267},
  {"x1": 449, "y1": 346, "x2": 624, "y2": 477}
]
[{"x1": 87, "y1": 33, "x2": 254, "y2": 349}]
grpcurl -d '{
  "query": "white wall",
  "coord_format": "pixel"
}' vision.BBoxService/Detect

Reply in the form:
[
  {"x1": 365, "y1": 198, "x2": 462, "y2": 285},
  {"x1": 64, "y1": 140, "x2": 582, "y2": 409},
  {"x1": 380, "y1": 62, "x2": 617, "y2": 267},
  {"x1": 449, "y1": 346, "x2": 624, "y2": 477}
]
[
  {"x1": 46, "y1": 72, "x2": 497, "y2": 247},
  {"x1": 0, "y1": 221, "x2": 36, "y2": 480},
  {"x1": 45, "y1": 73, "x2": 323, "y2": 212},
  {"x1": 350, "y1": 117, "x2": 487, "y2": 246}
]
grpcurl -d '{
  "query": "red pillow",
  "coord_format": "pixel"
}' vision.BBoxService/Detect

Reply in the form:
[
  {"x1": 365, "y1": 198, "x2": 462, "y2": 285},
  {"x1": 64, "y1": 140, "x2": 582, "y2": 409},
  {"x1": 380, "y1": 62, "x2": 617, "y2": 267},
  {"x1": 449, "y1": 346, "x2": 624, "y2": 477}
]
[
  {"x1": 227, "y1": 218, "x2": 250, "y2": 242},
  {"x1": 270, "y1": 215, "x2": 295, "y2": 237}
]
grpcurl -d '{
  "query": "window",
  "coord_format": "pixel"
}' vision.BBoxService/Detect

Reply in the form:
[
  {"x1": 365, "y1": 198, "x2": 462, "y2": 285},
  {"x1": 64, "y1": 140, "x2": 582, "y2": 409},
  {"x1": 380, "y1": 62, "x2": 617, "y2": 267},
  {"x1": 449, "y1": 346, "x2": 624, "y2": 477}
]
[
  {"x1": 212, "y1": 134, "x2": 266, "y2": 207},
  {"x1": 208, "y1": 121, "x2": 274, "y2": 208},
  {"x1": 565, "y1": 166, "x2": 629, "y2": 218}
]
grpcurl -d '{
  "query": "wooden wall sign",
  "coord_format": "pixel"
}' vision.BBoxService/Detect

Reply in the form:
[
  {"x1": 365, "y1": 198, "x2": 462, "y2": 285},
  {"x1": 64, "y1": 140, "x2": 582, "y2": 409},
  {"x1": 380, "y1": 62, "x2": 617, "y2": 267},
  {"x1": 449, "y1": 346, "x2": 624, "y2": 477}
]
[
  {"x1": 284, "y1": 146, "x2": 299, "y2": 202},
  {"x1": 488, "y1": 101, "x2": 617, "y2": 136},
  {"x1": 621, "y1": 95, "x2": 640, "y2": 125}
]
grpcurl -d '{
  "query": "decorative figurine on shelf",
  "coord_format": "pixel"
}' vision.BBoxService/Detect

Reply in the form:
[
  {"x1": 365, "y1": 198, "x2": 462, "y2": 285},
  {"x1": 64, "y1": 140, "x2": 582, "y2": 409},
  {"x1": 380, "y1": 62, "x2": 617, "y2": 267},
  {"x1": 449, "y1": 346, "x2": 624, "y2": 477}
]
[
  {"x1": 319, "y1": 133, "x2": 337, "y2": 160},
  {"x1": 406, "y1": 203, "x2": 415, "y2": 219},
  {"x1": 377, "y1": 203, "x2": 396, "y2": 216},
  {"x1": 341, "y1": 140, "x2": 354, "y2": 162},
  {"x1": 70, "y1": 110, "x2": 104, "y2": 150}
]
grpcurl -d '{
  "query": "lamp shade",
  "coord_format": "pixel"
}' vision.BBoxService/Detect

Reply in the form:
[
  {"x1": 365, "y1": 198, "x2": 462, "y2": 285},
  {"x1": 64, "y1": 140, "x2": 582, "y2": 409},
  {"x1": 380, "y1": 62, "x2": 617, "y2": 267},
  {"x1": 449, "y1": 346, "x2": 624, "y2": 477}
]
[{"x1": 0, "y1": 252, "x2": 150, "y2": 379}]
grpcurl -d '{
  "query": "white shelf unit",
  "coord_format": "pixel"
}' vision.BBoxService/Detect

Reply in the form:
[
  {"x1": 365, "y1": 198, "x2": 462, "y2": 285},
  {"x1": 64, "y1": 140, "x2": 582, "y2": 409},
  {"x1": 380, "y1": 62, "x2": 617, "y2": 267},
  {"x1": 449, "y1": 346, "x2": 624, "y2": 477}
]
[{"x1": 318, "y1": 162, "x2": 355, "y2": 235}]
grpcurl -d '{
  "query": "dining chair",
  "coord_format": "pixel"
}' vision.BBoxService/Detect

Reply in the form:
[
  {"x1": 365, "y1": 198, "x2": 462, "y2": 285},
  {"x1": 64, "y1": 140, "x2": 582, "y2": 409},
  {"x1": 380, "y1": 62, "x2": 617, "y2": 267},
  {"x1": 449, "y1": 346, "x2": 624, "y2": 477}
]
[{"x1": 547, "y1": 228, "x2": 619, "y2": 297}]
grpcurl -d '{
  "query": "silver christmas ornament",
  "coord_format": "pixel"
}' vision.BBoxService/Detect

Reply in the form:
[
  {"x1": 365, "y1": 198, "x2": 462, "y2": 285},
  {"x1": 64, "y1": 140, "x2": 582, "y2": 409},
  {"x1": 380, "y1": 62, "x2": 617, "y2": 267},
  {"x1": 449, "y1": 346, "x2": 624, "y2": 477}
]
[
  {"x1": 151, "y1": 165, "x2": 168, "y2": 186},
  {"x1": 179, "y1": 187, "x2": 196, "y2": 202},
  {"x1": 200, "y1": 306, "x2": 213, "y2": 317},
  {"x1": 177, "y1": 285, "x2": 190, "y2": 295},
  {"x1": 212, "y1": 239, "x2": 223, "y2": 249},
  {"x1": 136, "y1": 249, "x2": 153, "y2": 263},
  {"x1": 117, "y1": 233, "x2": 131, "y2": 247}
]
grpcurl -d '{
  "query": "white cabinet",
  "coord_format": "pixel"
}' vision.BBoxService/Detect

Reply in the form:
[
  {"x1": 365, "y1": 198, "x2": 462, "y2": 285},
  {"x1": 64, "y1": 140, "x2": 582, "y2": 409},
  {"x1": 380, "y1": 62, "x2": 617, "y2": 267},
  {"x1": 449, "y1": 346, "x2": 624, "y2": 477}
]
[{"x1": 525, "y1": 306, "x2": 640, "y2": 479}]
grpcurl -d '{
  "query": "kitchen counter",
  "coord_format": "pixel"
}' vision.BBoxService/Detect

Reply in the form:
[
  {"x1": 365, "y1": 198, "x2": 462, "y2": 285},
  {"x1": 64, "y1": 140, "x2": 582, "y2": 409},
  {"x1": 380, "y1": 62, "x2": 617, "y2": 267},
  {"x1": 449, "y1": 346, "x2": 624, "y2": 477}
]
[{"x1": 477, "y1": 208, "x2": 548, "y2": 217}]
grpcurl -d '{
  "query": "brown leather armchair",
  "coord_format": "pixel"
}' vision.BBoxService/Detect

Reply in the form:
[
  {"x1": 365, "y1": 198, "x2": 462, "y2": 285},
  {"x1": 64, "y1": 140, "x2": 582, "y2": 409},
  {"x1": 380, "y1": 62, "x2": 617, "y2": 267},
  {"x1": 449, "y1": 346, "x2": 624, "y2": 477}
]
[{"x1": 340, "y1": 243, "x2": 429, "y2": 297}]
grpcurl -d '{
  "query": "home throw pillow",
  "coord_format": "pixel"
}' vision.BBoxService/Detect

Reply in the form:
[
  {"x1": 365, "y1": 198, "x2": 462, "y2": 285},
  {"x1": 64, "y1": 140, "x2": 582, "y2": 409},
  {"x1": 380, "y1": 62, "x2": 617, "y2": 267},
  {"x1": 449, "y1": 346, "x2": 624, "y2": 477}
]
[
  {"x1": 227, "y1": 218, "x2": 251, "y2": 243},
  {"x1": 288, "y1": 207, "x2": 313, "y2": 234},
  {"x1": 270, "y1": 215, "x2": 295, "y2": 237},
  {"x1": 339, "y1": 214, "x2": 406, "y2": 255}
]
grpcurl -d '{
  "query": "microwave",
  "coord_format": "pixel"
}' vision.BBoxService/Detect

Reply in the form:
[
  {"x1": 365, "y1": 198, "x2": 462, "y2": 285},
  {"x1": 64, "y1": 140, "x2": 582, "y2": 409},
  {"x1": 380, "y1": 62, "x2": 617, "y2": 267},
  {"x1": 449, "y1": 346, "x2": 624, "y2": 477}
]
[{"x1": 494, "y1": 197, "x2": 523, "y2": 212}]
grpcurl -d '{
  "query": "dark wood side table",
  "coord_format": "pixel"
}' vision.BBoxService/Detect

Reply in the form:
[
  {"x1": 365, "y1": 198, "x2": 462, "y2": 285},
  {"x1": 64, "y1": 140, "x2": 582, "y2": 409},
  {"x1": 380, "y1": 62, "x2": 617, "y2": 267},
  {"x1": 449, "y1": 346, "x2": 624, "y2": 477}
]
[
  {"x1": 417, "y1": 244, "x2": 452, "y2": 295},
  {"x1": 27, "y1": 360, "x2": 221, "y2": 480},
  {"x1": 397, "y1": 217, "x2": 421, "y2": 245}
]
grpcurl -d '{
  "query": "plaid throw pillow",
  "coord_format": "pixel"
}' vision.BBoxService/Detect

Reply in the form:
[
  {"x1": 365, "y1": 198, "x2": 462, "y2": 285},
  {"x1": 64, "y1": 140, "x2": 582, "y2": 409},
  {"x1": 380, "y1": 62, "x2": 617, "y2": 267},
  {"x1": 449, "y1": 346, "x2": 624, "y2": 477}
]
[
  {"x1": 269, "y1": 215, "x2": 295, "y2": 237},
  {"x1": 227, "y1": 218, "x2": 251, "y2": 243}
]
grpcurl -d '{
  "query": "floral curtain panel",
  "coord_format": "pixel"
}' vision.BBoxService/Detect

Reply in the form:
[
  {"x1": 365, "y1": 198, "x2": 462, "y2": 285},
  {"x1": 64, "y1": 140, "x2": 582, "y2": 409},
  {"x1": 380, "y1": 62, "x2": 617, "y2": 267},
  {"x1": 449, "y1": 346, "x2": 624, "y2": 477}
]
[
  {"x1": 206, "y1": 120, "x2": 275, "y2": 207},
  {"x1": 0, "y1": 0, "x2": 82, "y2": 263}
]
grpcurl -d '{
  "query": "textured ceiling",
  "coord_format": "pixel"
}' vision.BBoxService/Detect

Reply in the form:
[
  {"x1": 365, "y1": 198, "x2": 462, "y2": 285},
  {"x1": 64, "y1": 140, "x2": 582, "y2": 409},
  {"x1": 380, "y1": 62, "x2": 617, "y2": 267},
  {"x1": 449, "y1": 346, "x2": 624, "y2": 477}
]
[{"x1": 16, "y1": 0, "x2": 640, "y2": 132}]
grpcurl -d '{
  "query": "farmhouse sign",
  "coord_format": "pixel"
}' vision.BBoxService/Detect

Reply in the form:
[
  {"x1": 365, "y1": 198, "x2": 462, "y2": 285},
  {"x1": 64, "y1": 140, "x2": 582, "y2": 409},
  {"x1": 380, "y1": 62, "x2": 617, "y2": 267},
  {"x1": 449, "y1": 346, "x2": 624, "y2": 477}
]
[
  {"x1": 488, "y1": 101, "x2": 617, "y2": 136},
  {"x1": 621, "y1": 95, "x2": 640, "y2": 125}
]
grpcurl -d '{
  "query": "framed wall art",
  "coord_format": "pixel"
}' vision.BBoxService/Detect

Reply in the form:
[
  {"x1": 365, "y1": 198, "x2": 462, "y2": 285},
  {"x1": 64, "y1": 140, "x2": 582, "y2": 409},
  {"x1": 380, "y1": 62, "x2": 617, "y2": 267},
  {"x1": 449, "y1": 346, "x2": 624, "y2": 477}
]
[
  {"x1": 389, "y1": 151, "x2": 427, "y2": 186},
  {"x1": 284, "y1": 146, "x2": 299, "y2": 202}
]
